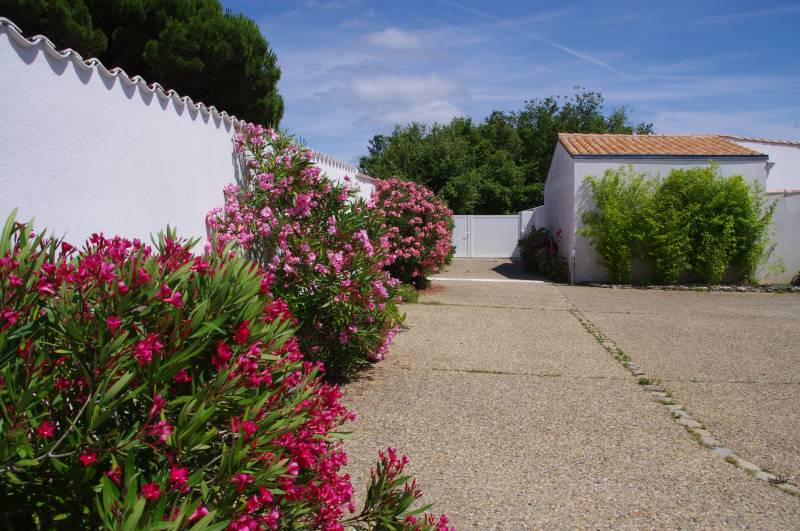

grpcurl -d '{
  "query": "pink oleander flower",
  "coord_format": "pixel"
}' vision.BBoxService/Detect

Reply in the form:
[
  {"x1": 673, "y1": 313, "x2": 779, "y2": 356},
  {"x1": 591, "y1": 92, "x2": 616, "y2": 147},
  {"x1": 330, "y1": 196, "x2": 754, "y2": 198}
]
[
  {"x1": 159, "y1": 283, "x2": 183, "y2": 308},
  {"x1": 234, "y1": 321, "x2": 251, "y2": 345},
  {"x1": 172, "y1": 368, "x2": 192, "y2": 383},
  {"x1": 190, "y1": 505, "x2": 209, "y2": 523},
  {"x1": 230, "y1": 472, "x2": 254, "y2": 493},
  {"x1": 36, "y1": 420, "x2": 55, "y2": 439},
  {"x1": 148, "y1": 420, "x2": 173, "y2": 443},
  {"x1": 106, "y1": 315, "x2": 122, "y2": 335},
  {"x1": 169, "y1": 464, "x2": 190, "y2": 492},
  {"x1": 150, "y1": 394, "x2": 166, "y2": 416},
  {"x1": 140, "y1": 482, "x2": 161, "y2": 501},
  {"x1": 106, "y1": 465, "x2": 122, "y2": 486},
  {"x1": 78, "y1": 450, "x2": 97, "y2": 467}
]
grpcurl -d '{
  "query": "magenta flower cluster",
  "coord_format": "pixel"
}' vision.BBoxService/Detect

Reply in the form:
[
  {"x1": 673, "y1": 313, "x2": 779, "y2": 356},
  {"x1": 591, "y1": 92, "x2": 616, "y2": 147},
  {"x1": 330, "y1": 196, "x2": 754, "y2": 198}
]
[
  {"x1": 370, "y1": 178, "x2": 454, "y2": 287},
  {"x1": 0, "y1": 216, "x2": 449, "y2": 529},
  {"x1": 207, "y1": 124, "x2": 403, "y2": 379}
]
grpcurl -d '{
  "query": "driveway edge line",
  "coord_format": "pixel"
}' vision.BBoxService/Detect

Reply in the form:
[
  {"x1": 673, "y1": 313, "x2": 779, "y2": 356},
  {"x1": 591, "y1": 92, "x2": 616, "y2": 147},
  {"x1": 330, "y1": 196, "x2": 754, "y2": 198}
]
[{"x1": 563, "y1": 298, "x2": 800, "y2": 499}]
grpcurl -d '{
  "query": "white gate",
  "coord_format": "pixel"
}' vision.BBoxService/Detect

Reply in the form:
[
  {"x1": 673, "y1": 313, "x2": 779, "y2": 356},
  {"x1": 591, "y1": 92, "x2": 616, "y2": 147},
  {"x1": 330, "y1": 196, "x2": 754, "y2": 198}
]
[{"x1": 452, "y1": 215, "x2": 521, "y2": 258}]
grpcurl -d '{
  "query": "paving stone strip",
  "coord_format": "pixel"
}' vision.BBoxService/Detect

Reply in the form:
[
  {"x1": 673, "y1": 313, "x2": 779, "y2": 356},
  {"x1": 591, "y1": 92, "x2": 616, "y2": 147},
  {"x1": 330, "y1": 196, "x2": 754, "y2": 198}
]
[
  {"x1": 585, "y1": 283, "x2": 800, "y2": 294},
  {"x1": 561, "y1": 291, "x2": 800, "y2": 499}
]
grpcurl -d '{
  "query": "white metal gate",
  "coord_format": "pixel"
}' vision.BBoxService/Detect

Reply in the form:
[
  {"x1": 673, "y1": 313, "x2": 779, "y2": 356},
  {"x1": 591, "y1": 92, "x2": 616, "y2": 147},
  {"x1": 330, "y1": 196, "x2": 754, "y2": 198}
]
[{"x1": 452, "y1": 215, "x2": 521, "y2": 258}]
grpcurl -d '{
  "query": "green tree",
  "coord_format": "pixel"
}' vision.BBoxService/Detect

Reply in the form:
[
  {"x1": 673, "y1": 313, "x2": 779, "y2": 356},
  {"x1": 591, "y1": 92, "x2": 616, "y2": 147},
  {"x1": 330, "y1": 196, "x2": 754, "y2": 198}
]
[
  {"x1": 359, "y1": 90, "x2": 653, "y2": 214},
  {"x1": 0, "y1": 0, "x2": 107, "y2": 55},
  {"x1": 1, "y1": 0, "x2": 283, "y2": 125}
]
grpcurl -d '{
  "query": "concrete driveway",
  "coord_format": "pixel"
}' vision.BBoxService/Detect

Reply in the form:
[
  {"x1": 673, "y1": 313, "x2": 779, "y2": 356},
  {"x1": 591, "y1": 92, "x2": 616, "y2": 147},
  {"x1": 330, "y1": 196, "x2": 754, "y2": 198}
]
[
  {"x1": 343, "y1": 259, "x2": 800, "y2": 528},
  {"x1": 562, "y1": 285, "x2": 800, "y2": 485}
]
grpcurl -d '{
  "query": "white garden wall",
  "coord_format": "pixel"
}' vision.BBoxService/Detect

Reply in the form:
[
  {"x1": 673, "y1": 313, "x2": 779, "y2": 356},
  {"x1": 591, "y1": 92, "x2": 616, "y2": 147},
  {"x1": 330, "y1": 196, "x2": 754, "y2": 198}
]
[
  {"x1": 0, "y1": 18, "x2": 373, "y2": 246},
  {"x1": 310, "y1": 152, "x2": 376, "y2": 200},
  {"x1": 0, "y1": 18, "x2": 242, "y2": 245}
]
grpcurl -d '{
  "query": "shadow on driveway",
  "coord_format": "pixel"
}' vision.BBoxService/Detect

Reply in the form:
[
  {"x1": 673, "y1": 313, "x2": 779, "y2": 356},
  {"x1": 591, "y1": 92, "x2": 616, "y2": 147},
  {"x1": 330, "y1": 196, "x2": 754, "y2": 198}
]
[{"x1": 435, "y1": 258, "x2": 548, "y2": 281}]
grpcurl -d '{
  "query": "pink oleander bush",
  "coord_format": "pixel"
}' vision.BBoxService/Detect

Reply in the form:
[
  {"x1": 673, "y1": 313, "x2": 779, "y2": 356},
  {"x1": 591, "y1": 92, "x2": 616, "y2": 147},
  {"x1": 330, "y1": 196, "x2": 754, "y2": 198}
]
[
  {"x1": 0, "y1": 213, "x2": 449, "y2": 530},
  {"x1": 207, "y1": 125, "x2": 401, "y2": 381},
  {"x1": 369, "y1": 179, "x2": 454, "y2": 288}
]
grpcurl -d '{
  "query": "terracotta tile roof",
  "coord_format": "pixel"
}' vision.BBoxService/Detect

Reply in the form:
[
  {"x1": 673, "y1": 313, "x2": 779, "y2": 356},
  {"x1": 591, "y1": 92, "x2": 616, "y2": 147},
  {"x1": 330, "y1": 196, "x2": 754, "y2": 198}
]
[
  {"x1": 558, "y1": 133, "x2": 765, "y2": 157},
  {"x1": 718, "y1": 134, "x2": 800, "y2": 147}
]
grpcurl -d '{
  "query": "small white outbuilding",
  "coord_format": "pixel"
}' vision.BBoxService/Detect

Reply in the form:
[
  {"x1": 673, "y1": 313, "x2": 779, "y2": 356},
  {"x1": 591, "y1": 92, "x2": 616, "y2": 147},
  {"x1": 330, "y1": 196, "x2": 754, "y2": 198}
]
[{"x1": 536, "y1": 133, "x2": 799, "y2": 283}]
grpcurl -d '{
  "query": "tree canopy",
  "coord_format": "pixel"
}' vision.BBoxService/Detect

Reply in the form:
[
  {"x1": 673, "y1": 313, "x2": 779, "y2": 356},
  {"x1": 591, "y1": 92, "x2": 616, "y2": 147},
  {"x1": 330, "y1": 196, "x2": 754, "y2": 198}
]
[
  {"x1": 2, "y1": 0, "x2": 283, "y2": 126},
  {"x1": 359, "y1": 91, "x2": 653, "y2": 214}
]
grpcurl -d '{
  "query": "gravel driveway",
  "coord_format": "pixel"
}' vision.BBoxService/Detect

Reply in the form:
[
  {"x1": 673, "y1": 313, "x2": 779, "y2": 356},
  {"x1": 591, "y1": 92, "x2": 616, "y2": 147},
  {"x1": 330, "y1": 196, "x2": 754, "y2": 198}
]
[
  {"x1": 562, "y1": 285, "x2": 800, "y2": 485},
  {"x1": 343, "y1": 259, "x2": 800, "y2": 528}
]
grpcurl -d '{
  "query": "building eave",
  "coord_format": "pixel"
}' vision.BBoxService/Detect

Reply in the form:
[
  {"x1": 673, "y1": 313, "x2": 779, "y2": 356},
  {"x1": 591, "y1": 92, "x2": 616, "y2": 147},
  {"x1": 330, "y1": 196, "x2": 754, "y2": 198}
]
[{"x1": 570, "y1": 154, "x2": 769, "y2": 161}]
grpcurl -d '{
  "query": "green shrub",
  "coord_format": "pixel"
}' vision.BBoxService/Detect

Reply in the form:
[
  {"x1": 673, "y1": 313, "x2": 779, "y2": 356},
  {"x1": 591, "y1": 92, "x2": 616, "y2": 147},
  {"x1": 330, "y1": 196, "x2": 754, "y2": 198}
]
[
  {"x1": 579, "y1": 167, "x2": 653, "y2": 282},
  {"x1": 517, "y1": 227, "x2": 567, "y2": 281},
  {"x1": 580, "y1": 165, "x2": 774, "y2": 284},
  {"x1": 396, "y1": 283, "x2": 420, "y2": 304},
  {"x1": 646, "y1": 167, "x2": 774, "y2": 283}
]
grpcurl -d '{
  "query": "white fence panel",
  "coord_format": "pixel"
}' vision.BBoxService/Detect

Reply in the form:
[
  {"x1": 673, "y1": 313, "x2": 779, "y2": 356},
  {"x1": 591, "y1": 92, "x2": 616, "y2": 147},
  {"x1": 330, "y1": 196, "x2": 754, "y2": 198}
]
[
  {"x1": 452, "y1": 215, "x2": 471, "y2": 257},
  {"x1": 471, "y1": 215, "x2": 520, "y2": 257},
  {"x1": 451, "y1": 214, "x2": 522, "y2": 258}
]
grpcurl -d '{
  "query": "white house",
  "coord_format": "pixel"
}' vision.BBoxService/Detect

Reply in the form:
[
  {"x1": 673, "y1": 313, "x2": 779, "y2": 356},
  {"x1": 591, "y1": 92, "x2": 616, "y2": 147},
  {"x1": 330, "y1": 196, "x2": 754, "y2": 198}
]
[
  {"x1": 720, "y1": 135, "x2": 800, "y2": 191},
  {"x1": 535, "y1": 133, "x2": 798, "y2": 284}
]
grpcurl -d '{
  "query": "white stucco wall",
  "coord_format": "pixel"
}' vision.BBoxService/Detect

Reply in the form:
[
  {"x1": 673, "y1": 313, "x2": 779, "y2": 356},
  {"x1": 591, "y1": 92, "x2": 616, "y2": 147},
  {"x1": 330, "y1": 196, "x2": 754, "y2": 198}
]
[
  {"x1": 0, "y1": 18, "x2": 376, "y2": 248},
  {"x1": 724, "y1": 138, "x2": 800, "y2": 191},
  {"x1": 764, "y1": 191, "x2": 800, "y2": 284},
  {"x1": 542, "y1": 143, "x2": 576, "y2": 269},
  {"x1": 0, "y1": 19, "x2": 242, "y2": 245},
  {"x1": 310, "y1": 153, "x2": 376, "y2": 200}
]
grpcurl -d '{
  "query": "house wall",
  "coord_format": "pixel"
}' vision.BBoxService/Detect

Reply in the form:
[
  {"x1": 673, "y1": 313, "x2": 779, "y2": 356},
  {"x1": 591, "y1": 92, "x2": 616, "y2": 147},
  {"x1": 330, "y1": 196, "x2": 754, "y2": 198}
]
[
  {"x1": 570, "y1": 157, "x2": 770, "y2": 282},
  {"x1": 542, "y1": 143, "x2": 576, "y2": 276},
  {"x1": 725, "y1": 139, "x2": 800, "y2": 191},
  {"x1": 765, "y1": 191, "x2": 800, "y2": 284},
  {"x1": 519, "y1": 205, "x2": 547, "y2": 236}
]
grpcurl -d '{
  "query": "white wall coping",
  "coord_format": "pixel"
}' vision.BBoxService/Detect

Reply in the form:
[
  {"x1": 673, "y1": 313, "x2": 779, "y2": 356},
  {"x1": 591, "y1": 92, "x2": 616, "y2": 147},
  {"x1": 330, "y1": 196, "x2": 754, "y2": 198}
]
[
  {"x1": 1, "y1": 16, "x2": 370, "y2": 185},
  {"x1": 0, "y1": 16, "x2": 241, "y2": 127}
]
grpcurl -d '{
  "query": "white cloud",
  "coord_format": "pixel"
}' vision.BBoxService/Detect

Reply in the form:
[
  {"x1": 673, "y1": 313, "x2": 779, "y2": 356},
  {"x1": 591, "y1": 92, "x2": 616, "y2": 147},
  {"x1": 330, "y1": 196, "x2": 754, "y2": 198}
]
[
  {"x1": 303, "y1": 0, "x2": 361, "y2": 10},
  {"x1": 364, "y1": 27, "x2": 426, "y2": 51},
  {"x1": 381, "y1": 100, "x2": 464, "y2": 125},
  {"x1": 350, "y1": 74, "x2": 463, "y2": 103},
  {"x1": 707, "y1": 3, "x2": 800, "y2": 23},
  {"x1": 341, "y1": 8, "x2": 379, "y2": 29}
]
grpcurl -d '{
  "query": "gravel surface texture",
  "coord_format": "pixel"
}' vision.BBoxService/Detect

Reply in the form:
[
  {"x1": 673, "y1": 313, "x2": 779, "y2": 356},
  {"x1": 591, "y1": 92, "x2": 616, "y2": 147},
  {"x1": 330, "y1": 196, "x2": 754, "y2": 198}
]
[
  {"x1": 343, "y1": 260, "x2": 800, "y2": 528},
  {"x1": 562, "y1": 285, "x2": 800, "y2": 484}
]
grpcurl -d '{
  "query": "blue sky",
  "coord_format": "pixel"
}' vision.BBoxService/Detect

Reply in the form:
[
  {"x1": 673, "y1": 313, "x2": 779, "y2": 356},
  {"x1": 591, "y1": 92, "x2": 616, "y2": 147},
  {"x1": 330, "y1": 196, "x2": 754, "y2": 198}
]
[{"x1": 221, "y1": 0, "x2": 800, "y2": 163}]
